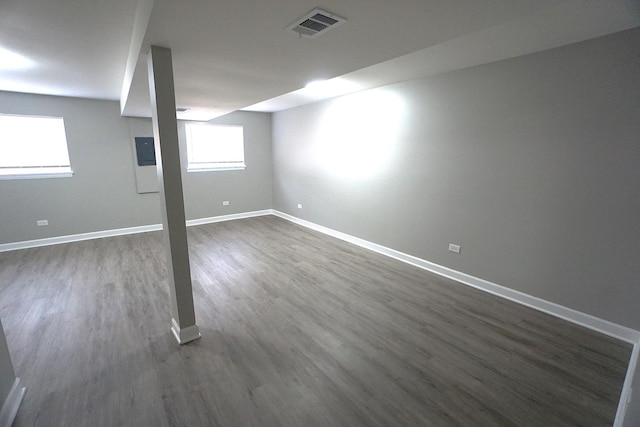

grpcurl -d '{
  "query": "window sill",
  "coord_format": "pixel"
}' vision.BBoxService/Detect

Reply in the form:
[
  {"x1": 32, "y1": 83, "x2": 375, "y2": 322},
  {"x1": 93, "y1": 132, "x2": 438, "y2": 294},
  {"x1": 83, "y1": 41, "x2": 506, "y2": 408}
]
[
  {"x1": 187, "y1": 166, "x2": 246, "y2": 173},
  {"x1": 0, "y1": 171, "x2": 74, "y2": 180}
]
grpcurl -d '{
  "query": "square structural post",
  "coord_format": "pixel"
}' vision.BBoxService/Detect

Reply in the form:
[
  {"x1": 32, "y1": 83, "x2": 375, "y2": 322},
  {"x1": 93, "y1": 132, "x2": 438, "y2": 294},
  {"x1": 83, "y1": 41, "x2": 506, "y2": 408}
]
[{"x1": 147, "y1": 45, "x2": 200, "y2": 345}]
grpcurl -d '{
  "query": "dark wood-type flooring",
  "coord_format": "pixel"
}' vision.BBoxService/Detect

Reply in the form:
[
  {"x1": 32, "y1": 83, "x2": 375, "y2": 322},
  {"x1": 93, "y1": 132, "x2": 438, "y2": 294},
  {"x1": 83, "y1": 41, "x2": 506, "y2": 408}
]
[{"x1": 0, "y1": 215, "x2": 632, "y2": 426}]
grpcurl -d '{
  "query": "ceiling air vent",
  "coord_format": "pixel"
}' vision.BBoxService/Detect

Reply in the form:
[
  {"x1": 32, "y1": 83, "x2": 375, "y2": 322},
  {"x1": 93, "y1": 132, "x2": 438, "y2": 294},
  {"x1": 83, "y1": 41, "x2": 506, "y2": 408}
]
[{"x1": 287, "y1": 8, "x2": 346, "y2": 38}]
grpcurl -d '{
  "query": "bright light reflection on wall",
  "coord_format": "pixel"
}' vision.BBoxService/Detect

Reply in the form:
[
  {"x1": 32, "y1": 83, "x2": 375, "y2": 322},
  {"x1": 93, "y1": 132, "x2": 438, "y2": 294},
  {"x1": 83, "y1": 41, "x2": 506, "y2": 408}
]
[
  {"x1": 314, "y1": 89, "x2": 405, "y2": 180},
  {"x1": 303, "y1": 78, "x2": 361, "y2": 98},
  {"x1": 0, "y1": 47, "x2": 34, "y2": 70}
]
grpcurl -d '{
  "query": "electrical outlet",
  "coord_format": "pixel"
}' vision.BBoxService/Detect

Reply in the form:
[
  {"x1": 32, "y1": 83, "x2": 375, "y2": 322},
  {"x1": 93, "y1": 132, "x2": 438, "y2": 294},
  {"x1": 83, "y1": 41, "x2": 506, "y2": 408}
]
[
  {"x1": 37, "y1": 220, "x2": 48, "y2": 227},
  {"x1": 297, "y1": 204, "x2": 302, "y2": 209},
  {"x1": 448, "y1": 243, "x2": 461, "y2": 254},
  {"x1": 223, "y1": 201, "x2": 229, "y2": 206}
]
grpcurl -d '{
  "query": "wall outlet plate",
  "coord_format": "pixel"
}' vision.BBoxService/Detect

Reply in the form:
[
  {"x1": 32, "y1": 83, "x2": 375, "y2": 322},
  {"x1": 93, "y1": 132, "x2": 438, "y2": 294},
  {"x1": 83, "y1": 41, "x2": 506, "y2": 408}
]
[
  {"x1": 448, "y1": 243, "x2": 461, "y2": 254},
  {"x1": 37, "y1": 220, "x2": 48, "y2": 227},
  {"x1": 223, "y1": 201, "x2": 230, "y2": 206},
  {"x1": 297, "y1": 204, "x2": 303, "y2": 209}
]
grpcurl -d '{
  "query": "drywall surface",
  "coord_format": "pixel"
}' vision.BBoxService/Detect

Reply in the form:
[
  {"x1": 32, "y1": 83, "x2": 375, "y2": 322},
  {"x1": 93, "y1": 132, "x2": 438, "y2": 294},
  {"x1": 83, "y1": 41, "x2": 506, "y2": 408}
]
[
  {"x1": 0, "y1": 93, "x2": 161, "y2": 244},
  {"x1": 130, "y1": 112, "x2": 274, "y2": 219},
  {"x1": 0, "y1": 93, "x2": 273, "y2": 244},
  {"x1": 272, "y1": 28, "x2": 640, "y2": 330},
  {"x1": 178, "y1": 111, "x2": 273, "y2": 220}
]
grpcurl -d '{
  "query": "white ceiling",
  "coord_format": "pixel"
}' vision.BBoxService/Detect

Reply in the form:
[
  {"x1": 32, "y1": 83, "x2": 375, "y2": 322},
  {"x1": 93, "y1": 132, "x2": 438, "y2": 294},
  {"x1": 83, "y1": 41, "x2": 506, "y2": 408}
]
[{"x1": 1, "y1": 0, "x2": 639, "y2": 121}]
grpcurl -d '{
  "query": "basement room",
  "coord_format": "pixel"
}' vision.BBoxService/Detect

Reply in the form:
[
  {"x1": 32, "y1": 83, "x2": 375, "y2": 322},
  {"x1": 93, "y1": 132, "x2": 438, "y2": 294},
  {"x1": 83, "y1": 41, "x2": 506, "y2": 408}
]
[{"x1": 0, "y1": 1, "x2": 639, "y2": 425}]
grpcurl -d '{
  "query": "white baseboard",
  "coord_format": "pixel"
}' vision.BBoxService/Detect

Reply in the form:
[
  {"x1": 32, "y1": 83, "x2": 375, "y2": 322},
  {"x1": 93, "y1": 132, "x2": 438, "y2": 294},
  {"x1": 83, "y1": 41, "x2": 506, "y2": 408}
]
[
  {"x1": 0, "y1": 378, "x2": 26, "y2": 427},
  {"x1": 0, "y1": 210, "x2": 272, "y2": 253},
  {"x1": 0, "y1": 224, "x2": 162, "y2": 253},
  {"x1": 185, "y1": 210, "x2": 272, "y2": 227},
  {"x1": 170, "y1": 318, "x2": 201, "y2": 345},
  {"x1": 272, "y1": 210, "x2": 640, "y2": 427}
]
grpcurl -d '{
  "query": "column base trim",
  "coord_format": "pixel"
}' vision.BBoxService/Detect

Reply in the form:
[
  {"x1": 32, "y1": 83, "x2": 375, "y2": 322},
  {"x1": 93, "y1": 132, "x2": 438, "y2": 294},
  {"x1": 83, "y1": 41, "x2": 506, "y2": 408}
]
[
  {"x1": 0, "y1": 378, "x2": 26, "y2": 427},
  {"x1": 171, "y1": 318, "x2": 201, "y2": 345}
]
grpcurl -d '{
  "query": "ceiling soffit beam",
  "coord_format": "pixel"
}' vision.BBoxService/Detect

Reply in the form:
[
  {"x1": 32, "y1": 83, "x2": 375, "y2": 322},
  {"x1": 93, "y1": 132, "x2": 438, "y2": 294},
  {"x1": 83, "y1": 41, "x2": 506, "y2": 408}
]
[
  {"x1": 244, "y1": 0, "x2": 640, "y2": 113},
  {"x1": 120, "y1": 0, "x2": 156, "y2": 114},
  {"x1": 345, "y1": 0, "x2": 640, "y2": 89}
]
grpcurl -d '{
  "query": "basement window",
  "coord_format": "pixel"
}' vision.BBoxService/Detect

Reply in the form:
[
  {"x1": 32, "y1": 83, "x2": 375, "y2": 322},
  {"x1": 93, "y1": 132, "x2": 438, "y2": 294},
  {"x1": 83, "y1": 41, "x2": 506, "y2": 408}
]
[
  {"x1": 0, "y1": 114, "x2": 73, "y2": 179},
  {"x1": 185, "y1": 123, "x2": 245, "y2": 171}
]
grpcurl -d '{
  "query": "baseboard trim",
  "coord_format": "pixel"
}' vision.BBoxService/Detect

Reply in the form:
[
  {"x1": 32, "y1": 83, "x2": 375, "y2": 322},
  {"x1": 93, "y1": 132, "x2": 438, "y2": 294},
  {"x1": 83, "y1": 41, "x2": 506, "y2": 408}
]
[
  {"x1": 0, "y1": 378, "x2": 26, "y2": 427},
  {"x1": 272, "y1": 210, "x2": 640, "y2": 344},
  {"x1": 0, "y1": 210, "x2": 273, "y2": 253},
  {"x1": 185, "y1": 210, "x2": 272, "y2": 227},
  {"x1": 170, "y1": 318, "x2": 201, "y2": 345},
  {"x1": 0, "y1": 224, "x2": 162, "y2": 253}
]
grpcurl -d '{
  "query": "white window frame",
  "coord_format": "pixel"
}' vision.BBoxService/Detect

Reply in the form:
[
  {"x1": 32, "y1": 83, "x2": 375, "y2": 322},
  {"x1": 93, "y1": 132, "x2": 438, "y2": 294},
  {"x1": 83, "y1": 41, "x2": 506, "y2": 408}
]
[
  {"x1": 185, "y1": 123, "x2": 245, "y2": 172},
  {"x1": 0, "y1": 113, "x2": 73, "y2": 180}
]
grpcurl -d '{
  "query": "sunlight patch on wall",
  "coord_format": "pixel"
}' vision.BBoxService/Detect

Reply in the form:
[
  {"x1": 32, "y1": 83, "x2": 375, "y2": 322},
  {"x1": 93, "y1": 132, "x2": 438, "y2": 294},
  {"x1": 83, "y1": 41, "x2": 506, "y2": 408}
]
[
  {"x1": 0, "y1": 47, "x2": 34, "y2": 71},
  {"x1": 314, "y1": 89, "x2": 406, "y2": 181}
]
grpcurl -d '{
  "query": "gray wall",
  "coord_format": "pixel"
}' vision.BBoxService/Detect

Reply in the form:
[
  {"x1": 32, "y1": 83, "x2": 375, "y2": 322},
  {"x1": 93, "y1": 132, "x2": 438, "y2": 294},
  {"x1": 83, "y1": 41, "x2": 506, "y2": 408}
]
[
  {"x1": 0, "y1": 92, "x2": 272, "y2": 244},
  {"x1": 180, "y1": 111, "x2": 273, "y2": 220},
  {"x1": 127, "y1": 112, "x2": 273, "y2": 220},
  {"x1": 272, "y1": 28, "x2": 640, "y2": 331},
  {"x1": 0, "y1": 93, "x2": 161, "y2": 243}
]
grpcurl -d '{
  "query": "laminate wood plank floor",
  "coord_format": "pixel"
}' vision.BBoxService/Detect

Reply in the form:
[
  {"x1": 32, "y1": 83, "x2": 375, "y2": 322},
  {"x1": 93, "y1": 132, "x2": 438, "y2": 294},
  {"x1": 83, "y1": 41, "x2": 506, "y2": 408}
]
[{"x1": 0, "y1": 215, "x2": 632, "y2": 426}]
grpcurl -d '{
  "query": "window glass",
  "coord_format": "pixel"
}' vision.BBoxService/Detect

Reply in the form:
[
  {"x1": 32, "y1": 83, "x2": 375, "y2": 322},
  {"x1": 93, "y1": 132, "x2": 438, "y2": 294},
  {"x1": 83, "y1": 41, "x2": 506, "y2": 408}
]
[
  {"x1": 0, "y1": 114, "x2": 72, "y2": 179},
  {"x1": 185, "y1": 123, "x2": 245, "y2": 171}
]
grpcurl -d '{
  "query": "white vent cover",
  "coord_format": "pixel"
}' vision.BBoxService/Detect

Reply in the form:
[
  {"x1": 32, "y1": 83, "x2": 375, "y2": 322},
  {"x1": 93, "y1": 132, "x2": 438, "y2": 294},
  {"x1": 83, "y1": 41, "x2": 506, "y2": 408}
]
[{"x1": 287, "y1": 8, "x2": 346, "y2": 38}]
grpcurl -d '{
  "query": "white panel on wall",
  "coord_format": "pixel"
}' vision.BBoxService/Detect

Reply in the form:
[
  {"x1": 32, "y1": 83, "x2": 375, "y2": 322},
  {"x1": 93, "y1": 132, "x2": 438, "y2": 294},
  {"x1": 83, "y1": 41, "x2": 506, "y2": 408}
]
[
  {"x1": 133, "y1": 160, "x2": 158, "y2": 194},
  {"x1": 128, "y1": 118, "x2": 159, "y2": 194}
]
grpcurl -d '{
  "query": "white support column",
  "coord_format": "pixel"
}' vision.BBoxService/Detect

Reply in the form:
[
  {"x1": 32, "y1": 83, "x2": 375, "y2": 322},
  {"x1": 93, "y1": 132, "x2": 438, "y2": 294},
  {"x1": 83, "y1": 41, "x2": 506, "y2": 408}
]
[
  {"x1": 0, "y1": 317, "x2": 25, "y2": 427},
  {"x1": 147, "y1": 46, "x2": 200, "y2": 345}
]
